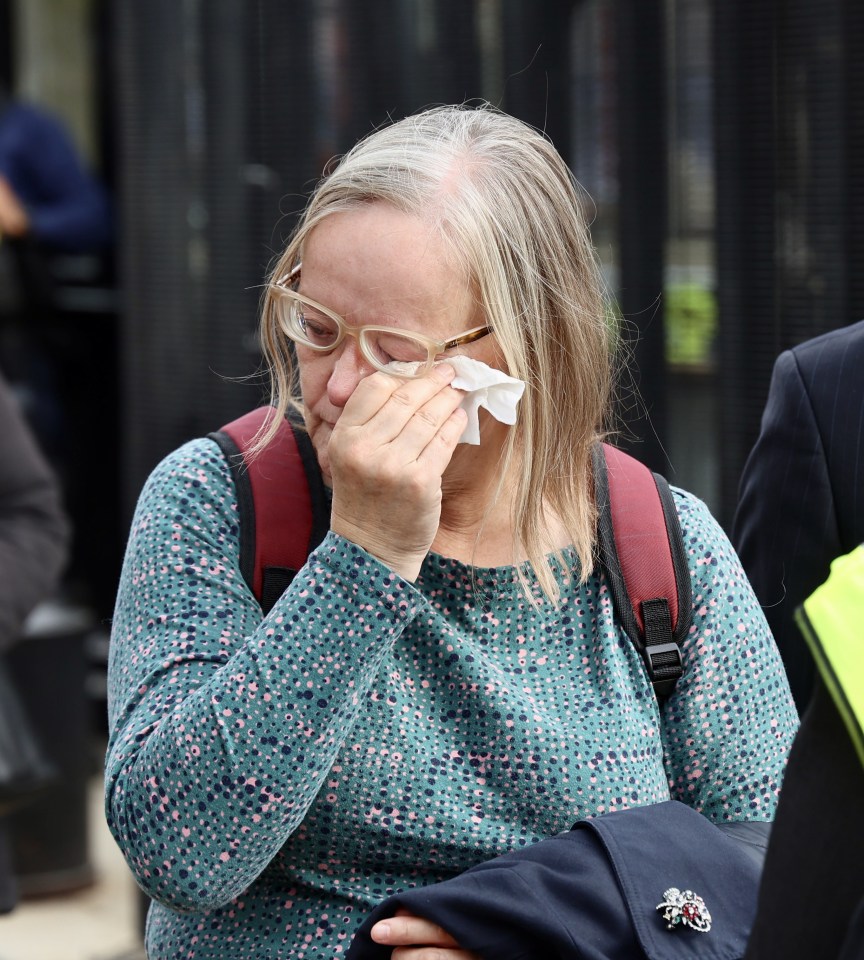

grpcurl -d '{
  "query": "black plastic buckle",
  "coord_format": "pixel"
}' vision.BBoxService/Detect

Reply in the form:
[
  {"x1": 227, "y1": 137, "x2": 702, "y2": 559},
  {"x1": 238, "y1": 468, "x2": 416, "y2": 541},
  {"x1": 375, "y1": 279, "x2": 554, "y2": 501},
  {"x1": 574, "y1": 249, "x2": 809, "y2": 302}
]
[{"x1": 644, "y1": 641, "x2": 684, "y2": 699}]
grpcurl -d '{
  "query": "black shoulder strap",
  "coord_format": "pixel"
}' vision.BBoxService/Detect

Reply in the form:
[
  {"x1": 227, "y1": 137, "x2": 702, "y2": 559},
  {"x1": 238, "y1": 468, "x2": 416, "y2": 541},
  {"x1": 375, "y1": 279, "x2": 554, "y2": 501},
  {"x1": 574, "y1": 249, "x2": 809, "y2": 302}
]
[
  {"x1": 209, "y1": 407, "x2": 330, "y2": 614},
  {"x1": 593, "y1": 443, "x2": 692, "y2": 699}
]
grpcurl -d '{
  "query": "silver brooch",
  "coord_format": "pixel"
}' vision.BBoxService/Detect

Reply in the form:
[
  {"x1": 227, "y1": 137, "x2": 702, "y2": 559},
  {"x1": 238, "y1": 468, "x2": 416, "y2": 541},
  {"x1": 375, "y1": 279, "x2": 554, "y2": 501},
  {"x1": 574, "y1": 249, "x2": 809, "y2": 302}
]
[{"x1": 656, "y1": 887, "x2": 712, "y2": 933}]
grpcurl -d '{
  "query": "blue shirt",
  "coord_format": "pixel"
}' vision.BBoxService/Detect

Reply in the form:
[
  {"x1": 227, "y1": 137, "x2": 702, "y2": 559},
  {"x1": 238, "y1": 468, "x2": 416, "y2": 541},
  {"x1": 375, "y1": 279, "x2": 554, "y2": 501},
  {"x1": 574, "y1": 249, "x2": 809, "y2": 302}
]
[{"x1": 0, "y1": 100, "x2": 112, "y2": 251}]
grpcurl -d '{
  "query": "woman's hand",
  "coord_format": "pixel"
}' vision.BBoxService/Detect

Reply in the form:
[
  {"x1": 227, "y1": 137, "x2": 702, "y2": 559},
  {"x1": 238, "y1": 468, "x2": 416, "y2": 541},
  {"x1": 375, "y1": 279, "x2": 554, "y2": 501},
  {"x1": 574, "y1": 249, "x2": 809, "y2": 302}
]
[
  {"x1": 370, "y1": 909, "x2": 481, "y2": 960},
  {"x1": 328, "y1": 364, "x2": 467, "y2": 581}
]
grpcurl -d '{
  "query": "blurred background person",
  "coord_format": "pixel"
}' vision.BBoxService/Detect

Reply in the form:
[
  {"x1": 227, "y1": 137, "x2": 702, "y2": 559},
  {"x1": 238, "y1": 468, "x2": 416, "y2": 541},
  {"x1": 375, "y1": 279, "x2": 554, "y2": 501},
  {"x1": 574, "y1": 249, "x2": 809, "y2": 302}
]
[
  {"x1": 0, "y1": 75, "x2": 113, "y2": 404},
  {"x1": 0, "y1": 80, "x2": 112, "y2": 252},
  {"x1": 0, "y1": 74, "x2": 115, "y2": 628},
  {"x1": 0, "y1": 368, "x2": 69, "y2": 915}
]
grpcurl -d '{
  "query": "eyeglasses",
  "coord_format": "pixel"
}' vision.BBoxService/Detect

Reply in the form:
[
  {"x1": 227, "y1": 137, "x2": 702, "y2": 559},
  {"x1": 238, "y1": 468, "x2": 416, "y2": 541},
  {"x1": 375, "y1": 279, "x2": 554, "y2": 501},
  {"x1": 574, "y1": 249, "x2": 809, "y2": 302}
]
[{"x1": 269, "y1": 265, "x2": 492, "y2": 379}]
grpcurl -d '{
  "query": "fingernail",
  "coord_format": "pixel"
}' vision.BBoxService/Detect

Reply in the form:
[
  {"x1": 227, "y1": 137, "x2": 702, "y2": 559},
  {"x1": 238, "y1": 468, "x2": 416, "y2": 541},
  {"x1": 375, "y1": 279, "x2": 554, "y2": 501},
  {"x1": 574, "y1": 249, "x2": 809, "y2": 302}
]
[{"x1": 371, "y1": 922, "x2": 390, "y2": 942}]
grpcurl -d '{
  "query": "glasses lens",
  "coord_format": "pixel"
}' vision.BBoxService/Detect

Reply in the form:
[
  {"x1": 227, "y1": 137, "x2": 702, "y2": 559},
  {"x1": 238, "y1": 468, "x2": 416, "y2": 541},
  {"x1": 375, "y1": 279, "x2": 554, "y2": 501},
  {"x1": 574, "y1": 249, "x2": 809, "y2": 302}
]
[
  {"x1": 360, "y1": 330, "x2": 431, "y2": 373},
  {"x1": 281, "y1": 295, "x2": 341, "y2": 350}
]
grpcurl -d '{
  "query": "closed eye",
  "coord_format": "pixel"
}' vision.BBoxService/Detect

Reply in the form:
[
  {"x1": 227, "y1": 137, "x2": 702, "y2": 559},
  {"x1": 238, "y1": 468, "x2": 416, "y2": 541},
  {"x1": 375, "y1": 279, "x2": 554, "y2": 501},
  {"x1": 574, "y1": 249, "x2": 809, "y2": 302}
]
[{"x1": 299, "y1": 312, "x2": 338, "y2": 344}]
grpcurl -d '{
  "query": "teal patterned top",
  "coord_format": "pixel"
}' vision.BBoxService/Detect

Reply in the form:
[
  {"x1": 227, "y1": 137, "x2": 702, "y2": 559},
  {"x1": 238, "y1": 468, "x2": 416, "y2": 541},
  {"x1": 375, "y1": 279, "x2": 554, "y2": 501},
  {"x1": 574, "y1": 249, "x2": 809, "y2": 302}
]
[{"x1": 105, "y1": 436, "x2": 798, "y2": 959}]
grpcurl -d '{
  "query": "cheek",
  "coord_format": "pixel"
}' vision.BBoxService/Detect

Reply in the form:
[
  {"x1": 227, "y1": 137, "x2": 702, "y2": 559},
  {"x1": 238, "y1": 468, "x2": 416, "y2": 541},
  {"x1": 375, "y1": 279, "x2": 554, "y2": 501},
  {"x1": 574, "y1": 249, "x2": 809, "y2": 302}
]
[
  {"x1": 468, "y1": 336, "x2": 508, "y2": 374},
  {"x1": 297, "y1": 351, "x2": 332, "y2": 406}
]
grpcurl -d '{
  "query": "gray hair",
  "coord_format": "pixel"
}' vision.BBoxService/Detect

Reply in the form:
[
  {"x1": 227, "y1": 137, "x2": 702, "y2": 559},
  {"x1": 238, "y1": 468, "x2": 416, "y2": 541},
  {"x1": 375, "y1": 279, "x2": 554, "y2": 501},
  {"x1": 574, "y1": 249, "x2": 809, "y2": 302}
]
[{"x1": 259, "y1": 103, "x2": 618, "y2": 601}]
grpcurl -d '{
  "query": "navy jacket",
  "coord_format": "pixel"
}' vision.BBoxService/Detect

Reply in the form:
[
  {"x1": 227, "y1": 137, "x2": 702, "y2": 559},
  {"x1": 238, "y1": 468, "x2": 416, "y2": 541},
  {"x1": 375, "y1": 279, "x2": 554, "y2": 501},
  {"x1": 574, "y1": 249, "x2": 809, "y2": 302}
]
[
  {"x1": 733, "y1": 320, "x2": 864, "y2": 709},
  {"x1": 346, "y1": 802, "x2": 768, "y2": 960}
]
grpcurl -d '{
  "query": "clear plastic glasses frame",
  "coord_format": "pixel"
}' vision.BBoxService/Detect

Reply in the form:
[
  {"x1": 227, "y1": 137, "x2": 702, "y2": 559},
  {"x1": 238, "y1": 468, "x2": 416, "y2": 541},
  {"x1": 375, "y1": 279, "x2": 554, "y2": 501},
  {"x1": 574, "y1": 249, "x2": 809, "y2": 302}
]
[{"x1": 270, "y1": 264, "x2": 491, "y2": 378}]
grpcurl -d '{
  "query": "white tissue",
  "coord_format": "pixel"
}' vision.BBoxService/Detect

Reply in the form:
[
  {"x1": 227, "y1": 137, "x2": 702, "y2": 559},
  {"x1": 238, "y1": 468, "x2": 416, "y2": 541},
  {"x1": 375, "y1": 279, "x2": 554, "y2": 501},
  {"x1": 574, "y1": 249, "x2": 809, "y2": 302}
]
[{"x1": 385, "y1": 356, "x2": 526, "y2": 444}]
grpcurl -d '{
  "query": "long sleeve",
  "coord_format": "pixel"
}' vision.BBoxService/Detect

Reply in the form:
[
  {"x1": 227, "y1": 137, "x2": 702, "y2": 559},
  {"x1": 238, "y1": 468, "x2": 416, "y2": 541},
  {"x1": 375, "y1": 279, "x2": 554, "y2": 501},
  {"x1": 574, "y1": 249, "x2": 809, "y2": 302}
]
[
  {"x1": 0, "y1": 374, "x2": 70, "y2": 652},
  {"x1": 104, "y1": 438, "x2": 422, "y2": 912},
  {"x1": 662, "y1": 487, "x2": 797, "y2": 821},
  {"x1": 108, "y1": 442, "x2": 798, "y2": 960},
  {"x1": 733, "y1": 349, "x2": 839, "y2": 709}
]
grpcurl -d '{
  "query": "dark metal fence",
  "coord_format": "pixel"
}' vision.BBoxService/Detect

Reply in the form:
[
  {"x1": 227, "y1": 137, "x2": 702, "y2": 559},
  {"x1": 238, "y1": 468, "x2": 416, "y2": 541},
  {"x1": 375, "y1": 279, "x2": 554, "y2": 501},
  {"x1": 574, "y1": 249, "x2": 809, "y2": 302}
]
[
  {"x1": 114, "y1": 0, "x2": 864, "y2": 532},
  {"x1": 714, "y1": 0, "x2": 864, "y2": 525},
  {"x1": 114, "y1": 0, "x2": 594, "y2": 517}
]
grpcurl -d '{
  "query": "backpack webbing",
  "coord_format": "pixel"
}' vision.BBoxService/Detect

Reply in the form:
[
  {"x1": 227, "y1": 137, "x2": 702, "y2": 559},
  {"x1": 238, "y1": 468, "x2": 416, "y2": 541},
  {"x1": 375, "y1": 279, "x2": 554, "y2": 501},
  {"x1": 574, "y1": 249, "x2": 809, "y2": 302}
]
[
  {"x1": 209, "y1": 407, "x2": 331, "y2": 614},
  {"x1": 592, "y1": 443, "x2": 691, "y2": 698},
  {"x1": 210, "y1": 407, "x2": 691, "y2": 698}
]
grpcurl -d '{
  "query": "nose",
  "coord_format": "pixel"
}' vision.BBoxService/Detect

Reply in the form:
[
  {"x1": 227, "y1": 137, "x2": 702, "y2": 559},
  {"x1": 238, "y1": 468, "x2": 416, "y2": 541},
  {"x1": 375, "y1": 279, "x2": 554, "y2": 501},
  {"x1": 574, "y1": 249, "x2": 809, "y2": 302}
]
[{"x1": 326, "y1": 338, "x2": 376, "y2": 408}]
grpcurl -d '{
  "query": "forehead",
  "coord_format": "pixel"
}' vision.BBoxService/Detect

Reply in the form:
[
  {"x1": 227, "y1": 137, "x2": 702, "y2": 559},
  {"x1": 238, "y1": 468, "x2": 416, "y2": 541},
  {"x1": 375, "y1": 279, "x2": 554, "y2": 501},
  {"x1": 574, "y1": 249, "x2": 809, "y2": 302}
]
[{"x1": 299, "y1": 204, "x2": 476, "y2": 331}]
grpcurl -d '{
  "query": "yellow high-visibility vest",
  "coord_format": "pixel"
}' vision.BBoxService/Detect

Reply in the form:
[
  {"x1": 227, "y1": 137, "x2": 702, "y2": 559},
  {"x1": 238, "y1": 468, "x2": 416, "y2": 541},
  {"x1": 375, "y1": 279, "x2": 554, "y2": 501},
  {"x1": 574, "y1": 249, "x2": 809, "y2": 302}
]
[{"x1": 796, "y1": 544, "x2": 864, "y2": 769}]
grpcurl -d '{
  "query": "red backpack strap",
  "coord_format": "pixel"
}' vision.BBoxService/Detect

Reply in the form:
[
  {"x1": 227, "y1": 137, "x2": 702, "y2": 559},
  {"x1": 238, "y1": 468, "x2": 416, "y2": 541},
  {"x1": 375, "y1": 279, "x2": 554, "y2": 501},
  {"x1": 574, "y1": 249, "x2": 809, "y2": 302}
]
[
  {"x1": 593, "y1": 442, "x2": 692, "y2": 699},
  {"x1": 209, "y1": 407, "x2": 330, "y2": 614}
]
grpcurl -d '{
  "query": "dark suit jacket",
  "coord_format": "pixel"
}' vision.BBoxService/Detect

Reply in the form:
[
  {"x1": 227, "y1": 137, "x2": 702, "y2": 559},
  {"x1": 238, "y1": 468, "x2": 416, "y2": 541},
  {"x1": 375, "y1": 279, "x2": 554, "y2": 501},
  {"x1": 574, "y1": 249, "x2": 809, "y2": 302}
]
[
  {"x1": 745, "y1": 674, "x2": 864, "y2": 960},
  {"x1": 733, "y1": 319, "x2": 864, "y2": 709}
]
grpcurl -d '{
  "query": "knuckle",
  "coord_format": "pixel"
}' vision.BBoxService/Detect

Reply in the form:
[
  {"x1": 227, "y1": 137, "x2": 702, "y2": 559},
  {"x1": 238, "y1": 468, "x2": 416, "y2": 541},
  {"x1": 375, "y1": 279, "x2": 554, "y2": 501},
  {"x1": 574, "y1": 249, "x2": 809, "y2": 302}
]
[
  {"x1": 436, "y1": 421, "x2": 461, "y2": 447},
  {"x1": 413, "y1": 407, "x2": 439, "y2": 428},
  {"x1": 390, "y1": 387, "x2": 415, "y2": 408}
]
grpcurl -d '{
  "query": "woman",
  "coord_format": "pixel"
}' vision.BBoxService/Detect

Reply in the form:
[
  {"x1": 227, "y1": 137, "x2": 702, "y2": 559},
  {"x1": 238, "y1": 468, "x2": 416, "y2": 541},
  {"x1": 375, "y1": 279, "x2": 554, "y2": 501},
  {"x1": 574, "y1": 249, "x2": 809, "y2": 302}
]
[{"x1": 105, "y1": 104, "x2": 797, "y2": 960}]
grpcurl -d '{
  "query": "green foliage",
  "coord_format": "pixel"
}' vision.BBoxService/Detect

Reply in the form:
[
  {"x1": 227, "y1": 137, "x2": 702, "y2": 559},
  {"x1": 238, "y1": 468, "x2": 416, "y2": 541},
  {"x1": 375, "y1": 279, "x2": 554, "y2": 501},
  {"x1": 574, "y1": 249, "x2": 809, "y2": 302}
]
[{"x1": 664, "y1": 284, "x2": 717, "y2": 367}]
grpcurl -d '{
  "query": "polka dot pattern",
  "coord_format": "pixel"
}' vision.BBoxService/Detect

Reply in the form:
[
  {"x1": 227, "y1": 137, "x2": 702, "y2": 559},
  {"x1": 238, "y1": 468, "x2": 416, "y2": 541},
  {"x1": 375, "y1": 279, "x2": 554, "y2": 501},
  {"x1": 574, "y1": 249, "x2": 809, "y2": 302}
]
[{"x1": 105, "y1": 438, "x2": 798, "y2": 958}]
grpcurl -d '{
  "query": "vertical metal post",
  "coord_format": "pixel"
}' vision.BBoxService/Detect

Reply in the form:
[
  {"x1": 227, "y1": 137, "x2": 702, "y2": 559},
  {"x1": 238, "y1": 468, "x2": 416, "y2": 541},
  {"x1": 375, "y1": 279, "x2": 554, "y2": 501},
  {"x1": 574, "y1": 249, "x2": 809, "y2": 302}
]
[
  {"x1": 714, "y1": 0, "x2": 856, "y2": 529},
  {"x1": 614, "y1": 0, "x2": 669, "y2": 473}
]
